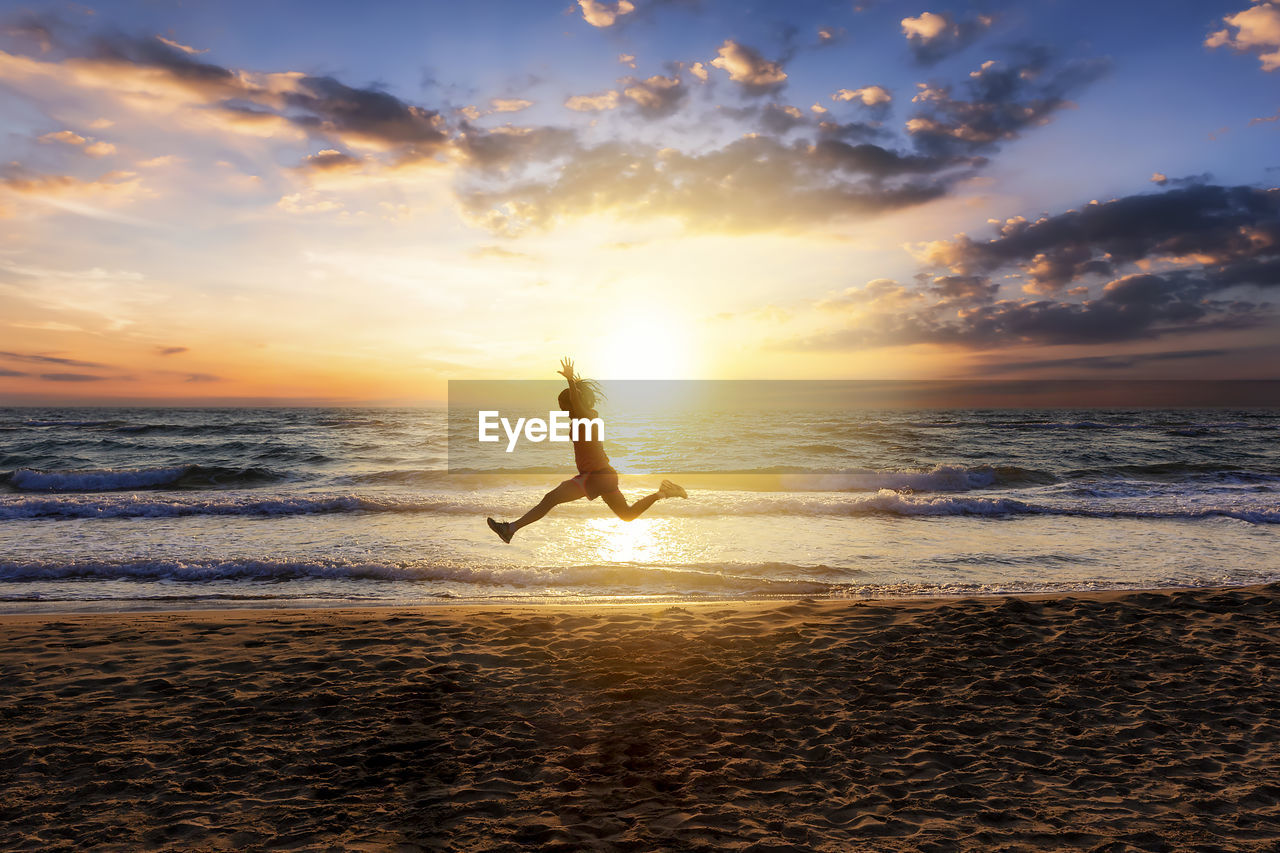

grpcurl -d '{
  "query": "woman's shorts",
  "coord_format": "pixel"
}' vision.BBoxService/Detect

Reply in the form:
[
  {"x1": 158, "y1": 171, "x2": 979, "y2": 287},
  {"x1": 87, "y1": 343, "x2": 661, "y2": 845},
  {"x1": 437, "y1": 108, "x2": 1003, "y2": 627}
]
[{"x1": 566, "y1": 466, "x2": 619, "y2": 500}]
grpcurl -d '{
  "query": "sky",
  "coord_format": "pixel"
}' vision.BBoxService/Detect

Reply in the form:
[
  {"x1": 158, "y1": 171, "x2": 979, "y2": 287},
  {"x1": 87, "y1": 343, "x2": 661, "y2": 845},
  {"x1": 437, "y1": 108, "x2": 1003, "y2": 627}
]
[{"x1": 0, "y1": 0, "x2": 1277, "y2": 404}]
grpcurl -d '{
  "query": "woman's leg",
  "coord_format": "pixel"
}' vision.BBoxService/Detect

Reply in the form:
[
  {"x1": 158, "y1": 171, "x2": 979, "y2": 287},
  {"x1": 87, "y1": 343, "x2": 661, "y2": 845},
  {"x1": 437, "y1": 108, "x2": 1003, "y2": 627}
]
[
  {"x1": 601, "y1": 489, "x2": 664, "y2": 522},
  {"x1": 509, "y1": 479, "x2": 586, "y2": 534}
]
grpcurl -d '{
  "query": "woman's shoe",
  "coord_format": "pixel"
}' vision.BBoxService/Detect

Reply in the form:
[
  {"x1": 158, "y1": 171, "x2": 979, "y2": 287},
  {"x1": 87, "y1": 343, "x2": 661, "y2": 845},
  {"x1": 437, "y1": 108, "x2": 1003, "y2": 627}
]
[
  {"x1": 487, "y1": 517, "x2": 514, "y2": 543},
  {"x1": 659, "y1": 479, "x2": 688, "y2": 499}
]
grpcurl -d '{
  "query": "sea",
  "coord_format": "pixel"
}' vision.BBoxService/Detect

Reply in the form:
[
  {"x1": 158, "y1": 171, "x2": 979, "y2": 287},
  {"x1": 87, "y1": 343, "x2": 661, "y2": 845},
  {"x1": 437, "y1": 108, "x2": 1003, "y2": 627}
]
[{"x1": 1, "y1": 404, "x2": 1278, "y2": 612}]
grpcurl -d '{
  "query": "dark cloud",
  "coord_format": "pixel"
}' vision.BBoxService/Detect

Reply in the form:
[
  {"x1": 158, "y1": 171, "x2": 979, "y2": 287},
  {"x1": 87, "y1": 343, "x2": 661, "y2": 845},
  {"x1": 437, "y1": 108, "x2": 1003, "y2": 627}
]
[
  {"x1": 972, "y1": 349, "x2": 1232, "y2": 374},
  {"x1": 816, "y1": 118, "x2": 895, "y2": 145},
  {"x1": 0, "y1": 367, "x2": 29, "y2": 377},
  {"x1": 921, "y1": 184, "x2": 1280, "y2": 293},
  {"x1": 0, "y1": 350, "x2": 109, "y2": 368},
  {"x1": 789, "y1": 183, "x2": 1280, "y2": 352},
  {"x1": 930, "y1": 274, "x2": 999, "y2": 304},
  {"x1": 908, "y1": 47, "x2": 1110, "y2": 159},
  {"x1": 1152, "y1": 171, "x2": 1212, "y2": 188},
  {"x1": 40, "y1": 372, "x2": 110, "y2": 382},
  {"x1": 281, "y1": 75, "x2": 448, "y2": 152},
  {"x1": 619, "y1": 74, "x2": 687, "y2": 118},
  {"x1": 759, "y1": 102, "x2": 808, "y2": 134},
  {"x1": 811, "y1": 139, "x2": 972, "y2": 177},
  {"x1": 182, "y1": 373, "x2": 221, "y2": 383},
  {"x1": 4, "y1": 11, "x2": 58, "y2": 52},
  {"x1": 792, "y1": 280, "x2": 1263, "y2": 350},
  {"x1": 26, "y1": 30, "x2": 451, "y2": 159},
  {"x1": 156, "y1": 346, "x2": 188, "y2": 356}
]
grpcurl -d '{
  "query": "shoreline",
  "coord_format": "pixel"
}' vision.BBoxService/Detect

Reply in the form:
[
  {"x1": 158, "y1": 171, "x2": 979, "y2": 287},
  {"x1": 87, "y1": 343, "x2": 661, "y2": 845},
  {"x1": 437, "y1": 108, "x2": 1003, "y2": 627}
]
[{"x1": 3, "y1": 578, "x2": 1279, "y2": 618}]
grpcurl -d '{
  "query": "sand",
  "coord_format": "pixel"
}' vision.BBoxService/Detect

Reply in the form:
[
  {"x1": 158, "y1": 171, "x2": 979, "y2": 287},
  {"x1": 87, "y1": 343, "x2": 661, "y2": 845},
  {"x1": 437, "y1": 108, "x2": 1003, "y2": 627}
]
[{"x1": 2, "y1": 585, "x2": 1279, "y2": 852}]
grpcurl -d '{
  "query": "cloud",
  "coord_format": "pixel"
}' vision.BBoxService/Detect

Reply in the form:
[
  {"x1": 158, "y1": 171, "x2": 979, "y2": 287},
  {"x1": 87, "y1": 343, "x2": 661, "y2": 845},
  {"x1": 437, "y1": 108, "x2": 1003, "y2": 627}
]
[
  {"x1": 40, "y1": 372, "x2": 111, "y2": 382},
  {"x1": 155, "y1": 35, "x2": 207, "y2": 56},
  {"x1": 0, "y1": 349, "x2": 110, "y2": 368},
  {"x1": 914, "y1": 183, "x2": 1280, "y2": 293},
  {"x1": 901, "y1": 11, "x2": 994, "y2": 65},
  {"x1": 620, "y1": 74, "x2": 686, "y2": 117},
  {"x1": 757, "y1": 103, "x2": 808, "y2": 134},
  {"x1": 156, "y1": 345, "x2": 188, "y2": 356},
  {"x1": 469, "y1": 245, "x2": 532, "y2": 261},
  {"x1": 457, "y1": 45, "x2": 1102, "y2": 236},
  {"x1": 37, "y1": 129, "x2": 116, "y2": 156},
  {"x1": 0, "y1": 367, "x2": 29, "y2": 377},
  {"x1": 456, "y1": 134, "x2": 959, "y2": 235},
  {"x1": 0, "y1": 20, "x2": 1105, "y2": 243},
  {"x1": 970, "y1": 348, "x2": 1233, "y2": 374},
  {"x1": 297, "y1": 148, "x2": 363, "y2": 173},
  {"x1": 490, "y1": 98, "x2": 532, "y2": 113},
  {"x1": 565, "y1": 90, "x2": 620, "y2": 111},
  {"x1": 788, "y1": 184, "x2": 1280, "y2": 352},
  {"x1": 1206, "y1": 1, "x2": 1280, "y2": 71},
  {"x1": 906, "y1": 49, "x2": 1110, "y2": 158},
  {"x1": 0, "y1": 164, "x2": 148, "y2": 222},
  {"x1": 792, "y1": 276, "x2": 1264, "y2": 351},
  {"x1": 0, "y1": 32, "x2": 450, "y2": 158},
  {"x1": 39, "y1": 129, "x2": 86, "y2": 145},
  {"x1": 578, "y1": 0, "x2": 635, "y2": 28},
  {"x1": 833, "y1": 85, "x2": 892, "y2": 107},
  {"x1": 454, "y1": 124, "x2": 578, "y2": 173},
  {"x1": 619, "y1": 53, "x2": 636, "y2": 69},
  {"x1": 710, "y1": 39, "x2": 788, "y2": 94},
  {"x1": 816, "y1": 26, "x2": 846, "y2": 47}
]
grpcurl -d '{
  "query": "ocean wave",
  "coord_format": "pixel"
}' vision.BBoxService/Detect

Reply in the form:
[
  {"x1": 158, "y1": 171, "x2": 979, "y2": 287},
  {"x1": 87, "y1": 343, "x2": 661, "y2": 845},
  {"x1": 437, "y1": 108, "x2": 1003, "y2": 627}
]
[
  {"x1": 2, "y1": 464, "x2": 284, "y2": 492},
  {"x1": 0, "y1": 557, "x2": 841, "y2": 593},
  {"x1": 0, "y1": 493, "x2": 477, "y2": 518},
  {"x1": 1065, "y1": 462, "x2": 1280, "y2": 483},
  {"x1": 781, "y1": 464, "x2": 1057, "y2": 492},
  {"x1": 22, "y1": 419, "x2": 127, "y2": 428},
  {"x1": 2, "y1": 488, "x2": 1277, "y2": 523},
  {"x1": 981, "y1": 420, "x2": 1260, "y2": 432}
]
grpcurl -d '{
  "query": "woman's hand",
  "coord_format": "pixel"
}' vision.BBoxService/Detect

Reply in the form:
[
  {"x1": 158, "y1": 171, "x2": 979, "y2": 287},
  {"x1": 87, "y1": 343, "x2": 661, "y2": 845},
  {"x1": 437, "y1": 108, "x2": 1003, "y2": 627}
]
[{"x1": 558, "y1": 357, "x2": 577, "y2": 383}]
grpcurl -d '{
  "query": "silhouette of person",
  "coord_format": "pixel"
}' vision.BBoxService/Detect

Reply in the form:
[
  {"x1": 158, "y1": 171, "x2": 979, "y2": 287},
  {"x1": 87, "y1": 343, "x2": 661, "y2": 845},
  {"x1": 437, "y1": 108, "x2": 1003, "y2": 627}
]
[{"x1": 487, "y1": 358, "x2": 687, "y2": 543}]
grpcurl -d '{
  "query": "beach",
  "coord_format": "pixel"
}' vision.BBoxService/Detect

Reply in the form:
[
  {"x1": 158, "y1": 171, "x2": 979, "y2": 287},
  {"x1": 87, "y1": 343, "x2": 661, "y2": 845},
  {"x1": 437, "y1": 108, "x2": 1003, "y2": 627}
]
[{"x1": 3, "y1": 585, "x2": 1278, "y2": 851}]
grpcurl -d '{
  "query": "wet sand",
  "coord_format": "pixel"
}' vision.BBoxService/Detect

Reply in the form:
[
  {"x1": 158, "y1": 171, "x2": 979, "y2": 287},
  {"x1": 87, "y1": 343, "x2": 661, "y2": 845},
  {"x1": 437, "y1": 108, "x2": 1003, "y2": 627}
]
[{"x1": 2, "y1": 585, "x2": 1279, "y2": 851}]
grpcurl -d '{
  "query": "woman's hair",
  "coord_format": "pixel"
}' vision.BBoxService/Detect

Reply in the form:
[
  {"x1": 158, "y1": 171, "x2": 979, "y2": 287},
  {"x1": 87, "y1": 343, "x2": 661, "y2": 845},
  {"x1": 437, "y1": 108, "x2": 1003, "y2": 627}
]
[{"x1": 558, "y1": 378, "x2": 605, "y2": 412}]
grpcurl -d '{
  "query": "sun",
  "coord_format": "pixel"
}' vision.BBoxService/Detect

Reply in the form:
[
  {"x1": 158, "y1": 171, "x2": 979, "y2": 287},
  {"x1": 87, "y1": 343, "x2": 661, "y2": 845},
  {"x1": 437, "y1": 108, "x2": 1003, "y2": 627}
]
[{"x1": 587, "y1": 308, "x2": 699, "y2": 380}]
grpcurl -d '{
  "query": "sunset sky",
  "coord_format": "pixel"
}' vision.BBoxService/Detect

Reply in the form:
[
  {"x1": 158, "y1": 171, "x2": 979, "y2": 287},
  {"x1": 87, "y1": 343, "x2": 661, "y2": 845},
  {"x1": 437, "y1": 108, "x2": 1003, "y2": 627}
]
[{"x1": 1, "y1": 0, "x2": 1277, "y2": 404}]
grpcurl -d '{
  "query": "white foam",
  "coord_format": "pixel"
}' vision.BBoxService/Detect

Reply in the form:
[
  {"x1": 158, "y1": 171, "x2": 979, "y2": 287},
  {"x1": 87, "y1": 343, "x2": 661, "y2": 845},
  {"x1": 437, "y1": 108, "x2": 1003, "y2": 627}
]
[{"x1": 10, "y1": 466, "x2": 191, "y2": 491}]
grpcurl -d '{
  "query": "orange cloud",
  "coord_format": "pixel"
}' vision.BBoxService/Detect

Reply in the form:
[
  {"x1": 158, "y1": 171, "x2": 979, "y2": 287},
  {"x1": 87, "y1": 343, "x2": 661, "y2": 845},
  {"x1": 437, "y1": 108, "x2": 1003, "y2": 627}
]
[
  {"x1": 1207, "y1": 1, "x2": 1280, "y2": 71},
  {"x1": 565, "y1": 90, "x2": 620, "y2": 111},
  {"x1": 577, "y1": 0, "x2": 635, "y2": 28},
  {"x1": 710, "y1": 40, "x2": 787, "y2": 93},
  {"x1": 833, "y1": 85, "x2": 892, "y2": 106}
]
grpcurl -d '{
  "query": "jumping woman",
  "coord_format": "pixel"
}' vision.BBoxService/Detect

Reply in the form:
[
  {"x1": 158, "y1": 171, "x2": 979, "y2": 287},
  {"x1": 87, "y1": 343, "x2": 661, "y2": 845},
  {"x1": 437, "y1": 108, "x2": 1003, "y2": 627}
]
[{"x1": 486, "y1": 358, "x2": 687, "y2": 543}]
